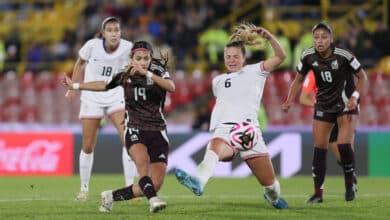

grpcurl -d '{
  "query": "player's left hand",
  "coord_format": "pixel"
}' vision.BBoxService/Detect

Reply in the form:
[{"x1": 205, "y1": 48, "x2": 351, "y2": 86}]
[
  {"x1": 347, "y1": 97, "x2": 358, "y2": 110},
  {"x1": 129, "y1": 64, "x2": 147, "y2": 76},
  {"x1": 251, "y1": 27, "x2": 272, "y2": 40}
]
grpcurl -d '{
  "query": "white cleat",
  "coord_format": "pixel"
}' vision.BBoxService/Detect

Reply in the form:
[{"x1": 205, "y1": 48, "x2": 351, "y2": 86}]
[
  {"x1": 99, "y1": 190, "x2": 113, "y2": 212},
  {"x1": 149, "y1": 197, "x2": 167, "y2": 213},
  {"x1": 75, "y1": 191, "x2": 88, "y2": 201}
]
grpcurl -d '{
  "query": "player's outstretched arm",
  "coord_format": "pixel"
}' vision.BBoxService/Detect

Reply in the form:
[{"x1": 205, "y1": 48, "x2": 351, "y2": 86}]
[{"x1": 62, "y1": 73, "x2": 107, "y2": 91}]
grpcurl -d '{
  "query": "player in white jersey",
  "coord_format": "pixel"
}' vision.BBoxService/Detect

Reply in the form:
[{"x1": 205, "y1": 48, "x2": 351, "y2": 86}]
[
  {"x1": 65, "y1": 17, "x2": 137, "y2": 201},
  {"x1": 175, "y1": 23, "x2": 288, "y2": 209}
]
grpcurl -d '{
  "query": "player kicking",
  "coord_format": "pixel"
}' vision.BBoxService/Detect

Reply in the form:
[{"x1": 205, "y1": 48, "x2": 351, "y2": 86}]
[{"x1": 175, "y1": 23, "x2": 288, "y2": 209}]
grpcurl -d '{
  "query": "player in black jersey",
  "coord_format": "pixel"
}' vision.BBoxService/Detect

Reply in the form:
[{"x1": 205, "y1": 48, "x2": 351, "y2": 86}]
[
  {"x1": 282, "y1": 22, "x2": 367, "y2": 203},
  {"x1": 62, "y1": 41, "x2": 175, "y2": 213}
]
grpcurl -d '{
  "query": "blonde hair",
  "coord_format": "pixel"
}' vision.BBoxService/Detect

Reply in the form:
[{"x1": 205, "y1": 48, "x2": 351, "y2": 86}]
[{"x1": 229, "y1": 22, "x2": 262, "y2": 46}]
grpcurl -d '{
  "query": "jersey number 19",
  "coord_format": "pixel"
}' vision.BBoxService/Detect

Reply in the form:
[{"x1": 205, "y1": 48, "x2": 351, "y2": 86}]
[{"x1": 134, "y1": 87, "x2": 146, "y2": 101}]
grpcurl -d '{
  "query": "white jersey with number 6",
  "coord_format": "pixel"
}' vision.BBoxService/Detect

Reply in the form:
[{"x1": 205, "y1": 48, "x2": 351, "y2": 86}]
[
  {"x1": 79, "y1": 38, "x2": 133, "y2": 105},
  {"x1": 209, "y1": 62, "x2": 269, "y2": 131}
]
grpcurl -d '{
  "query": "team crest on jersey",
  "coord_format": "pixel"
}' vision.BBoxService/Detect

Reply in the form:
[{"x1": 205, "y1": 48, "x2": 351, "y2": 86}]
[
  {"x1": 331, "y1": 60, "x2": 339, "y2": 70},
  {"x1": 312, "y1": 61, "x2": 319, "y2": 67}
]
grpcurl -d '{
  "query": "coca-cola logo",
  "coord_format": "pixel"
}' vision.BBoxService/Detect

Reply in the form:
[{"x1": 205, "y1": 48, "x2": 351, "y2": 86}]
[{"x1": 0, "y1": 140, "x2": 62, "y2": 172}]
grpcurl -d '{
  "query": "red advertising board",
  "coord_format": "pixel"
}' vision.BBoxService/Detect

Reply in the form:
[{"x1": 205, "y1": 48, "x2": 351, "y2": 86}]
[{"x1": 0, "y1": 132, "x2": 73, "y2": 176}]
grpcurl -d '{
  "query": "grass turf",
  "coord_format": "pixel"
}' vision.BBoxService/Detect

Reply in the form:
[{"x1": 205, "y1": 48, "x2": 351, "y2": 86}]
[{"x1": 0, "y1": 175, "x2": 389, "y2": 220}]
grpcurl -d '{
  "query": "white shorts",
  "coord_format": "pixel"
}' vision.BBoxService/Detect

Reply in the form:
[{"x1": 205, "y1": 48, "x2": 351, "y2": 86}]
[
  {"x1": 79, "y1": 99, "x2": 125, "y2": 119},
  {"x1": 211, "y1": 127, "x2": 269, "y2": 160}
]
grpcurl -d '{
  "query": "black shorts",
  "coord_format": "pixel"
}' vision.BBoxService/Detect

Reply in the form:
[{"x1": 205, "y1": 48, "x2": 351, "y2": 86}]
[
  {"x1": 313, "y1": 108, "x2": 359, "y2": 123},
  {"x1": 125, "y1": 128, "x2": 169, "y2": 164}
]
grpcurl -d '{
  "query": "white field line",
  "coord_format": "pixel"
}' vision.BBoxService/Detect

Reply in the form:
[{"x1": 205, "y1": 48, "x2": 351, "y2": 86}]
[{"x1": 1, "y1": 193, "x2": 390, "y2": 202}]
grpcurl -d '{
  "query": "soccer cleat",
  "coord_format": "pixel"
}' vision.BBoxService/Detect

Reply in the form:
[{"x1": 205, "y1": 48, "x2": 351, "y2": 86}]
[
  {"x1": 345, "y1": 183, "x2": 357, "y2": 201},
  {"x1": 149, "y1": 197, "x2": 167, "y2": 213},
  {"x1": 99, "y1": 190, "x2": 114, "y2": 212},
  {"x1": 263, "y1": 194, "x2": 288, "y2": 209},
  {"x1": 75, "y1": 191, "x2": 88, "y2": 201},
  {"x1": 175, "y1": 169, "x2": 203, "y2": 196},
  {"x1": 305, "y1": 194, "x2": 323, "y2": 203}
]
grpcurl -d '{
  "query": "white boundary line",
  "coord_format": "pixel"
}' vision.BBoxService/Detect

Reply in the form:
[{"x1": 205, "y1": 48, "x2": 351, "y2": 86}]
[{"x1": 1, "y1": 193, "x2": 390, "y2": 202}]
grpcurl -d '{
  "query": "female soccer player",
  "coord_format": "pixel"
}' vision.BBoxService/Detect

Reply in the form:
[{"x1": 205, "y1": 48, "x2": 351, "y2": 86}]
[
  {"x1": 65, "y1": 17, "x2": 136, "y2": 201},
  {"x1": 300, "y1": 70, "x2": 357, "y2": 164},
  {"x1": 282, "y1": 22, "x2": 366, "y2": 203},
  {"x1": 175, "y1": 23, "x2": 288, "y2": 209},
  {"x1": 63, "y1": 41, "x2": 175, "y2": 213}
]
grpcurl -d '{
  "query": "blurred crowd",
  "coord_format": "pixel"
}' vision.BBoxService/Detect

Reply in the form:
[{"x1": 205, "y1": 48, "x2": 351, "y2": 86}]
[{"x1": 0, "y1": 0, "x2": 389, "y2": 128}]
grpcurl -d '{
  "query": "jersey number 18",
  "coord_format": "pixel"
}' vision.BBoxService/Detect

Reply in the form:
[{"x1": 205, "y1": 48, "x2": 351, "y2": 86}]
[
  {"x1": 102, "y1": 66, "x2": 113, "y2": 76},
  {"x1": 320, "y1": 71, "x2": 333, "y2": 83}
]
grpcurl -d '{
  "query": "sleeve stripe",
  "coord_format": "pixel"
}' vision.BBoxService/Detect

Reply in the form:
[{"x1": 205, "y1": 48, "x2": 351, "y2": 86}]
[
  {"x1": 301, "y1": 48, "x2": 315, "y2": 59},
  {"x1": 334, "y1": 48, "x2": 353, "y2": 60},
  {"x1": 259, "y1": 61, "x2": 265, "y2": 72}
]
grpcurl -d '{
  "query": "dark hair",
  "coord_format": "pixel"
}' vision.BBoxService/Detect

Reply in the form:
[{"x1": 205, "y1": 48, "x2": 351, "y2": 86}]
[
  {"x1": 95, "y1": 17, "x2": 120, "y2": 39},
  {"x1": 225, "y1": 41, "x2": 246, "y2": 56},
  {"x1": 131, "y1": 41, "x2": 154, "y2": 57},
  {"x1": 312, "y1": 22, "x2": 333, "y2": 36},
  {"x1": 122, "y1": 41, "x2": 169, "y2": 86}
]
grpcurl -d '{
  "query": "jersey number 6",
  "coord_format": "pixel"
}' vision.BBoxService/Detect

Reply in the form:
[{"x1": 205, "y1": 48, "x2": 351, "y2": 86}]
[{"x1": 225, "y1": 78, "x2": 231, "y2": 88}]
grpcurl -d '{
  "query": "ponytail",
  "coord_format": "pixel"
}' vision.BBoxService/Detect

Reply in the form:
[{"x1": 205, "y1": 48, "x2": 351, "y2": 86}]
[{"x1": 229, "y1": 22, "x2": 263, "y2": 46}]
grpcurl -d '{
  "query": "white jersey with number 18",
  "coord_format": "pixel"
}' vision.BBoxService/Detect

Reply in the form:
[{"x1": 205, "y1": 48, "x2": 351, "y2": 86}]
[
  {"x1": 209, "y1": 62, "x2": 269, "y2": 131},
  {"x1": 79, "y1": 38, "x2": 133, "y2": 105}
]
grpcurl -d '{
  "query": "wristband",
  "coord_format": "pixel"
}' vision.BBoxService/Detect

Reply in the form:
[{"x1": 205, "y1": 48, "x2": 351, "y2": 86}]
[
  {"x1": 146, "y1": 71, "x2": 153, "y2": 79},
  {"x1": 351, "y1": 91, "x2": 360, "y2": 99},
  {"x1": 72, "y1": 83, "x2": 80, "y2": 90}
]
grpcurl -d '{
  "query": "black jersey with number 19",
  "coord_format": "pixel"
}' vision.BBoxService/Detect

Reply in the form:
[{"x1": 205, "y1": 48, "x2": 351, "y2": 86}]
[
  {"x1": 107, "y1": 59, "x2": 170, "y2": 130},
  {"x1": 296, "y1": 45, "x2": 362, "y2": 113}
]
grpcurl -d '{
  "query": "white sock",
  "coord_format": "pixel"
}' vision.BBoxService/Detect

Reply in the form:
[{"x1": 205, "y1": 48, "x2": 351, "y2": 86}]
[
  {"x1": 79, "y1": 150, "x2": 94, "y2": 192},
  {"x1": 122, "y1": 147, "x2": 136, "y2": 186},
  {"x1": 196, "y1": 150, "x2": 219, "y2": 187},
  {"x1": 264, "y1": 179, "x2": 281, "y2": 202}
]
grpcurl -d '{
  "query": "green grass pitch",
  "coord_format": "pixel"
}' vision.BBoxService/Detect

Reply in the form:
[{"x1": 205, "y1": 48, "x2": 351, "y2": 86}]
[{"x1": 1, "y1": 175, "x2": 389, "y2": 220}]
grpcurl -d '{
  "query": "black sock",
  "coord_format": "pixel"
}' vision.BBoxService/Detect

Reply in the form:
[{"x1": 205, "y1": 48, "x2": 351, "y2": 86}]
[
  {"x1": 139, "y1": 176, "x2": 157, "y2": 200},
  {"x1": 338, "y1": 143, "x2": 356, "y2": 188},
  {"x1": 312, "y1": 147, "x2": 327, "y2": 197},
  {"x1": 112, "y1": 185, "x2": 135, "y2": 201}
]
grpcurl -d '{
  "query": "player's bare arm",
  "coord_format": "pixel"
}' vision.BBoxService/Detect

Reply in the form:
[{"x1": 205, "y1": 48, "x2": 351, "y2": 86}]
[
  {"x1": 62, "y1": 73, "x2": 107, "y2": 91},
  {"x1": 256, "y1": 27, "x2": 286, "y2": 72},
  {"x1": 282, "y1": 73, "x2": 305, "y2": 112},
  {"x1": 299, "y1": 91, "x2": 315, "y2": 108},
  {"x1": 347, "y1": 69, "x2": 367, "y2": 110},
  {"x1": 65, "y1": 58, "x2": 87, "y2": 101}
]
